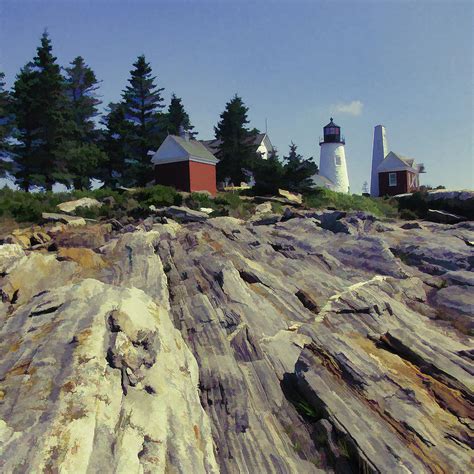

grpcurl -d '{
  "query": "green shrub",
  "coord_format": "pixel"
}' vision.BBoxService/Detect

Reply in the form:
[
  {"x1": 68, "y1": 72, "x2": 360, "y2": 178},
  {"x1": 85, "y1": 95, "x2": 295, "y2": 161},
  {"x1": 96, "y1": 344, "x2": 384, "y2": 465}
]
[
  {"x1": 271, "y1": 202, "x2": 284, "y2": 214},
  {"x1": 0, "y1": 184, "x2": 183, "y2": 224},
  {"x1": 215, "y1": 192, "x2": 242, "y2": 209},
  {"x1": 134, "y1": 185, "x2": 182, "y2": 207},
  {"x1": 399, "y1": 208, "x2": 419, "y2": 220},
  {"x1": 303, "y1": 188, "x2": 398, "y2": 218},
  {"x1": 186, "y1": 192, "x2": 216, "y2": 210},
  {"x1": 397, "y1": 191, "x2": 429, "y2": 218}
]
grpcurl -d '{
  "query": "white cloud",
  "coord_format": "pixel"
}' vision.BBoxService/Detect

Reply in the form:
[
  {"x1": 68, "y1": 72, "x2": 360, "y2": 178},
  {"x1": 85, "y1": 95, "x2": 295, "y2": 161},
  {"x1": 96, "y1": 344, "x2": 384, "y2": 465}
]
[{"x1": 331, "y1": 100, "x2": 363, "y2": 116}]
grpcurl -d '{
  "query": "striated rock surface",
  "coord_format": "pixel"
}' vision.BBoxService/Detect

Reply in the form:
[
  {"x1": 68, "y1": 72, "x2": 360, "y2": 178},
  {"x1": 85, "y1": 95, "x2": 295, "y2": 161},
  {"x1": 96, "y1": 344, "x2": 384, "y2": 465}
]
[
  {"x1": 0, "y1": 280, "x2": 218, "y2": 473},
  {"x1": 0, "y1": 208, "x2": 473, "y2": 473}
]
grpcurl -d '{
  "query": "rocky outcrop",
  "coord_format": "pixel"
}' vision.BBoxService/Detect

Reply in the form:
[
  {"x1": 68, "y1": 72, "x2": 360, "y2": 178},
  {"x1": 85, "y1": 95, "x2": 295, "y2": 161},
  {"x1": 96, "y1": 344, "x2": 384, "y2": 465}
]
[
  {"x1": 57, "y1": 197, "x2": 102, "y2": 214},
  {"x1": 427, "y1": 209, "x2": 467, "y2": 224},
  {"x1": 157, "y1": 206, "x2": 209, "y2": 223},
  {"x1": 42, "y1": 212, "x2": 87, "y2": 227},
  {"x1": 0, "y1": 280, "x2": 218, "y2": 473},
  {"x1": 0, "y1": 208, "x2": 472, "y2": 473}
]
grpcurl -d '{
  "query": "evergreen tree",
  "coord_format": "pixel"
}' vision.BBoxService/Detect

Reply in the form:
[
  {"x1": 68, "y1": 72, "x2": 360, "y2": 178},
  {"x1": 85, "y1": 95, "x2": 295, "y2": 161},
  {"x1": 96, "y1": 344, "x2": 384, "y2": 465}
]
[
  {"x1": 64, "y1": 56, "x2": 101, "y2": 141},
  {"x1": 63, "y1": 56, "x2": 105, "y2": 189},
  {"x1": 282, "y1": 142, "x2": 318, "y2": 193},
  {"x1": 12, "y1": 31, "x2": 74, "y2": 191},
  {"x1": 214, "y1": 94, "x2": 258, "y2": 184},
  {"x1": 0, "y1": 72, "x2": 14, "y2": 176},
  {"x1": 99, "y1": 102, "x2": 135, "y2": 188},
  {"x1": 253, "y1": 149, "x2": 284, "y2": 195},
  {"x1": 122, "y1": 55, "x2": 165, "y2": 186},
  {"x1": 165, "y1": 93, "x2": 196, "y2": 137}
]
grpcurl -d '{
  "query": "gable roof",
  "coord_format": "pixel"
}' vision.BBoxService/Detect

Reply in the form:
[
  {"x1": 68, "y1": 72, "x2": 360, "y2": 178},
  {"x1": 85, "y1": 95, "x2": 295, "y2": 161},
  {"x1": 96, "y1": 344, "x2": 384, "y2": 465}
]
[
  {"x1": 201, "y1": 133, "x2": 272, "y2": 155},
  {"x1": 173, "y1": 136, "x2": 219, "y2": 162},
  {"x1": 152, "y1": 135, "x2": 219, "y2": 165},
  {"x1": 377, "y1": 151, "x2": 418, "y2": 173}
]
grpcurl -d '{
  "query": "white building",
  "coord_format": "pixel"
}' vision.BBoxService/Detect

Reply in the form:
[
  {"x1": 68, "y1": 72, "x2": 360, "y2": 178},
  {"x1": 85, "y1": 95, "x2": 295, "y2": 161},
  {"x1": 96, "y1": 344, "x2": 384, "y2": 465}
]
[
  {"x1": 312, "y1": 118, "x2": 350, "y2": 193},
  {"x1": 201, "y1": 133, "x2": 274, "y2": 160}
]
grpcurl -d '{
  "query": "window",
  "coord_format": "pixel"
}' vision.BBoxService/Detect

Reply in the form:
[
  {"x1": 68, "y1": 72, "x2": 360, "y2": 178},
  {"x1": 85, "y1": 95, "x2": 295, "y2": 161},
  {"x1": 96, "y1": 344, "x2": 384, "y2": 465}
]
[
  {"x1": 389, "y1": 172, "x2": 397, "y2": 187},
  {"x1": 335, "y1": 156, "x2": 342, "y2": 166}
]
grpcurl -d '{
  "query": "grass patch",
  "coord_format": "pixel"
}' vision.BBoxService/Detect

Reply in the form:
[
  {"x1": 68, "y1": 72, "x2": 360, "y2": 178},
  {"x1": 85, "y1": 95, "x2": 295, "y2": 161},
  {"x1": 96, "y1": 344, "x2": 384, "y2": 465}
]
[
  {"x1": 271, "y1": 201, "x2": 284, "y2": 214},
  {"x1": 303, "y1": 188, "x2": 398, "y2": 218}
]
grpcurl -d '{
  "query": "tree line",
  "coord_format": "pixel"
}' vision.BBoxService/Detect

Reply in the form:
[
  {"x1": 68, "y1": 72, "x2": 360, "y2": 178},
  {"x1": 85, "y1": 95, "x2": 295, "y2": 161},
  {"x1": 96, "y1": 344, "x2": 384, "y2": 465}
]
[{"x1": 0, "y1": 31, "x2": 317, "y2": 193}]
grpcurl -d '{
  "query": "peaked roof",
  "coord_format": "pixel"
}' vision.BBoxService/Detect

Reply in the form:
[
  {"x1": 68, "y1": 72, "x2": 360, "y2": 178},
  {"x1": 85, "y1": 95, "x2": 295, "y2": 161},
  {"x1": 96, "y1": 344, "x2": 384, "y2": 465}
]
[
  {"x1": 151, "y1": 135, "x2": 219, "y2": 165},
  {"x1": 172, "y1": 135, "x2": 219, "y2": 163},
  {"x1": 201, "y1": 133, "x2": 270, "y2": 154},
  {"x1": 377, "y1": 151, "x2": 417, "y2": 173}
]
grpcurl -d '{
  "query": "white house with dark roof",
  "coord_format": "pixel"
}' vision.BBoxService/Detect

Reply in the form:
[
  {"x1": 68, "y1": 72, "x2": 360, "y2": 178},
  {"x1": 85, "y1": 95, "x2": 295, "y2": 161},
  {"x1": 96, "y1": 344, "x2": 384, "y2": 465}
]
[{"x1": 201, "y1": 133, "x2": 274, "y2": 160}]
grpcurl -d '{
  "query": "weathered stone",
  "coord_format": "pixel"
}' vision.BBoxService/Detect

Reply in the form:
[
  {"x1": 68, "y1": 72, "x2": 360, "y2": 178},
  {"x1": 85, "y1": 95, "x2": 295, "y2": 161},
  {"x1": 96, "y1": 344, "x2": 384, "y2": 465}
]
[
  {"x1": 401, "y1": 221, "x2": 423, "y2": 229},
  {"x1": 42, "y1": 212, "x2": 87, "y2": 227},
  {"x1": 0, "y1": 244, "x2": 25, "y2": 274},
  {"x1": 426, "y1": 209, "x2": 467, "y2": 224},
  {"x1": 251, "y1": 214, "x2": 280, "y2": 226},
  {"x1": 254, "y1": 201, "x2": 273, "y2": 215},
  {"x1": 57, "y1": 197, "x2": 102, "y2": 214},
  {"x1": 278, "y1": 188, "x2": 303, "y2": 204},
  {"x1": 0, "y1": 280, "x2": 218, "y2": 473},
  {"x1": 1, "y1": 206, "x2": 472, "y2": 473},
  {"x1": 162, "y1": 206, "x2": 209, "y2": 223}
]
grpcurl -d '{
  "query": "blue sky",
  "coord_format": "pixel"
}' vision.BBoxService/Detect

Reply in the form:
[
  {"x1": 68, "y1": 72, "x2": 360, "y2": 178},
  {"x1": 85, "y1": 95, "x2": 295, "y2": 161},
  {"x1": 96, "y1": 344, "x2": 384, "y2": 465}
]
[{"x1": 1, "y1": 0, "x2": 472, "y2": 192}]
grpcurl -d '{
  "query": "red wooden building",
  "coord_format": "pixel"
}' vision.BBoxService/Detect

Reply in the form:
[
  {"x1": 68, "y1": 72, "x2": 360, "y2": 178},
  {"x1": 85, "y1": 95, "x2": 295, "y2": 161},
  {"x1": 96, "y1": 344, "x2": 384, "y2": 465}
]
[
  {"x1": 377, "y1": 151, "x2": 423, "y2": 196},
  {"x1": 150, "y1": 134, "x2": 218, "y2": 195}
]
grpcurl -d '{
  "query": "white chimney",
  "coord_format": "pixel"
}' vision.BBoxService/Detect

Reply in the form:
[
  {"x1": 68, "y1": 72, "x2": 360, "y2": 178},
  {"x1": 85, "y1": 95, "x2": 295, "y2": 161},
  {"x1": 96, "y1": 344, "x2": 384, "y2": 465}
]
[{"x1": 370, "y1": 125, "x2": 388, "y2": 197}]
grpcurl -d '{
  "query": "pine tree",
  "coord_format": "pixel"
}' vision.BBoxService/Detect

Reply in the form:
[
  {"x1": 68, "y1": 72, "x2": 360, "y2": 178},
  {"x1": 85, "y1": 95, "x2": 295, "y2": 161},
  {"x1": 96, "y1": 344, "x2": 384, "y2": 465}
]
[
  {"x1": 165, "y1": 93, "x2": 196, "y2": 137},
  {"x1": 64, "y1": 56, "x2": 101, "y2": 141},
  {"x1": 0, "y1": 72, "x2": 14, "y2": 176},
  {"x1": 100, "y1": 102, "x2": 135, "y2": 188},
  {"x1": 122, "y1": 55, "x2": 165, "y2": 186},
  {"x1": 282, "y1": 142, "x2": 318, "y2": 193},
  {"x1": 253, "y1": 149, "x2": 284, "y2": 195},
  {"x1": 214, "y1": 94, "x2": 258, "y2": 184},
  {"x1": 63, "y1": 56, "x2": 105, "y2": 189},
  {"x1": 11, "y1": 63, "x2": 41, "y2": 191},
  {"x1": 12, "y1": 31, "x2": 74, "y2": 191}
]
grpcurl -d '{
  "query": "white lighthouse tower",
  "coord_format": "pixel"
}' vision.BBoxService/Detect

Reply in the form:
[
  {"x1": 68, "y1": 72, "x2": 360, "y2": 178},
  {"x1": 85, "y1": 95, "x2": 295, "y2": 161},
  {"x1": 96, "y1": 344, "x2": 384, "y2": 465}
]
[
  {"x1": 370, "y1": 125, "x2": 388, "y2": 197},
  {"x1": 319, "y1": 118, "x2": 350, "y2": 193}
]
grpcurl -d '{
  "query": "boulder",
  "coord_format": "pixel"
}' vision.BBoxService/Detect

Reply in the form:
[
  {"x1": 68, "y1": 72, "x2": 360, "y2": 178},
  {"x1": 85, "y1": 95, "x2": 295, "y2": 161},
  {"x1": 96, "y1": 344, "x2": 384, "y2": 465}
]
[
  {"x1": 199, "y1": 207, "x2": 214, "y2": 214},
  {"x1": 278, "y1": 189, "x2": 303, "y2": 204},
  {"x1": 280, "y1": 207, "x2": 305, "y2": 222},
  {"x1": 254, "y1": 201, "x2": 273, "y2": 215},
  {"x1": 426, "y1": 209, "x2": 467, "y2": 224},
  {"x1": 42, "y1": 212, "x2": 87, "y2": 227},
  {"x1": 57, "y1": 197, "x2": 102, "y2": 214},
  {"x1": 251, "y1": 214, "x2": 280, "y2": 226},
  {"x1": 0, "y1": 280, "x2": 218, "y2": 473},
  {"x1": 0, "y1": 244, "x2": 25, "y2": 274},
  {"x1": 401, "y1": 221, "x2": 423, "y2": 229},
  {"x1": 162, "y1": 206, "x2": 209, "y2": 223},
  {"x1": 101, "y1": 196, "x2": 116, "y2": 207}
]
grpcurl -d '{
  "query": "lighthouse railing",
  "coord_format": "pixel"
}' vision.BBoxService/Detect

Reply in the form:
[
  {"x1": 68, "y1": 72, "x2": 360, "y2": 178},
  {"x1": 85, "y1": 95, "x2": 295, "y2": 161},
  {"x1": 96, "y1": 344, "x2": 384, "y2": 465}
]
[{"x1": 319, "y1": 135, "x2": 345, "y2": 145}]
